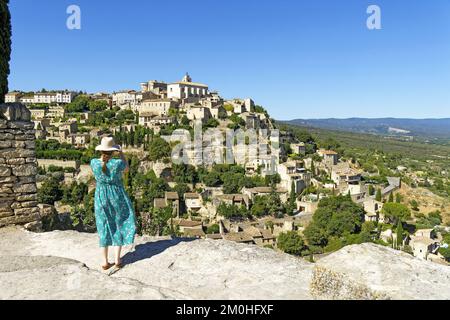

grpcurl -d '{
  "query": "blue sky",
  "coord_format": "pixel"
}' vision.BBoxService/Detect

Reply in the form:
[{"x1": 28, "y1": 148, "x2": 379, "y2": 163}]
[{"x1": 7, "y1": 0, "x2": 450, "y2": 119}]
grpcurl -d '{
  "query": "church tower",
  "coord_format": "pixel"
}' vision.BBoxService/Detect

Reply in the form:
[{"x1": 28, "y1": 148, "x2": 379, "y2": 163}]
[{"x1": 182, "y1": 72, "x2": 192, "y2": 83}]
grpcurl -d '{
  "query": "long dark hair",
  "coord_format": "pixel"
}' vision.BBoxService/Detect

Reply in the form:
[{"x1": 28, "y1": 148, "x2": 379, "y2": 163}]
[{"x1": 101, "y1": 151, "x2": 113, "y2": 174}]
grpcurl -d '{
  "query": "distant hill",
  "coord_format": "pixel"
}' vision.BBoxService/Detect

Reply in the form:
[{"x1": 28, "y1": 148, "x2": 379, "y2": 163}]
[{"x1": 284, "y1": 118, "x2": 450, "y2": 140}]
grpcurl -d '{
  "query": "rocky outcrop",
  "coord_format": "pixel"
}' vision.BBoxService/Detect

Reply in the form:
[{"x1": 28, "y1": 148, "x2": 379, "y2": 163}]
[
  {"x1": 312, "y1": 243, "x2": 450, "y2": 300},
  {"x1": 0, "y1": 255, "x2": 187, "y2": 299},
  {"x1": 0, "y1": 226, "x2": 313, "y2": 300},
  {"x1": 0, "y1": 104, "x2": 40, "y2": 227},
  {"x1": 0, "y1": 227, "x2": 449, "y2": 300}
]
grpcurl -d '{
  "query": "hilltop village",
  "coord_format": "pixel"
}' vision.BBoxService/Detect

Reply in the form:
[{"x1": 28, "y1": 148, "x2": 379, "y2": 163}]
[{"x1": 5, "y1": 73, "x2": 450, "y2": 265}]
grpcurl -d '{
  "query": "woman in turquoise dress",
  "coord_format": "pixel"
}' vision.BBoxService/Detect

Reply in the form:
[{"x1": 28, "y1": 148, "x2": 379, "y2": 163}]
[{"x1": 90, "y1": 136, "x2": 136, "y2": 270}]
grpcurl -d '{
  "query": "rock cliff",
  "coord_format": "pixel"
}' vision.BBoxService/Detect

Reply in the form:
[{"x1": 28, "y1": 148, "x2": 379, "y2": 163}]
[{"x1": 0, "y1": 226, "x2": 449, "y2": 300}]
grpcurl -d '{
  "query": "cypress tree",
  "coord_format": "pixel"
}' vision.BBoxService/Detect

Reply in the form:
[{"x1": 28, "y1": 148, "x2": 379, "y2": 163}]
[
  {"x1": 310, "y1": 160, "x2": 315, "y2": 175},
  {"x1": 0, "y1": 0, "x2": 12, "y2": 104},
  {"x1": 396, "y1": 221, "x2": 404, "y2": 249},
  {"x1": 368, "y1": 184, "x2": 375, "y2": 196},
  {"x1": 287, "y1": 181, "x2": 297, "y2": 215},
  {"x1": 375, "y1": 188, "x2": 382, "y2": 202},
  {"x1": 388, "y1": 192, "x2": 394, "y2": 203}
]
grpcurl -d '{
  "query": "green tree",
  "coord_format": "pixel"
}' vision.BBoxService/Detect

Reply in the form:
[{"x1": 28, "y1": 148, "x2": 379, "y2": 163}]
[
  {"x1": 88, "y1": 100, "x2": 108, "y2": 112},
  {"x1": 277, "y1": 231, "x2": 305, "y2": 256},
  {"x1": 173, "y1": 164, "x2": 198, "y2": 185},
  {"x1": 66, "y1": 95, "x2": 90, "y2": 113},
  {"x1": 368, "y1": 185, "x2": 375, "y2": 196},
  {"x1": 143, "y1": 207, "x2": 174, "y2": 236},
  {"x1": 265, "y1": 173, "x2": 281, "y2": 187},
  {"x1": 206, "y1": 224, "x2": 220, "y2": 234},
  {"x1": 267, "y1": 186, "x2": 284, "y2": 217},
  {"x1": 410, "y1": 200, "x2": 420, "y2": 211},
  {"x1": 148, "y1": 136, "x2": 171, "y2": 161},
  {"x1": 203, "y1": 171, "x2": 222, "y2": 187},
  {"x1": 388, "y1": 192, "x2": 394, "y2": 203},
  {"x1": 205, "y1": 118, "x2": 219, "y2": 128},
  {"x1": 62, "y1": 182, "x2": 88, "y2": 205},
  {"x1": 251, "y1": 195, "x2": 269, "y2": 217},
  {"x1": 381, "y1": 202, "x2": 411, "y2": 224},
  {"x1": 181, "y1": 115, "x2": 190, "y2": 126},
  {"x1": 0, "y1": 0, "x2": 11, "y2": 104},
  {"x1": 217, "y1": 203, "x2": 249, "y2": 219},
  {"x1": 304, "y1": 195, "x2": 364, "y2": 248},
  {"x1": 38, "y1": 177, "x2": 63, "y2": 205},
  {"x1": 439, "y1": 247, "x2": 450, "y2": 262},
  {"x1": 310, "y1": 160, "x2": 315, "y2": 175},
  {"x1": 172, "y1": 183, "x2": 190, "y2": 198},
  {"x1": 395, "y1": 221, "x2": 404, "y2": 249},
  {"x1": 286, "y1": 181, "x2": 297, "y2": 215},
  {"x1": 375, "y1": 188, "x2": 382, "y2": 202},
  {"x1": 395, "y1": 193, "x2": 402, "y2": 203}
]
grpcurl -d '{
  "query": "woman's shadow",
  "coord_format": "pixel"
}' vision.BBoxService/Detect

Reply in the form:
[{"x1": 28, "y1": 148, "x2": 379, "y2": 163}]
[{"x1": 120, "y1": 237, "x2": 198, "y2": 266}]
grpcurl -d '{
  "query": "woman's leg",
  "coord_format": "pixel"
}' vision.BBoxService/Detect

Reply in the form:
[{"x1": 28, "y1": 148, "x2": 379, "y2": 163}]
[
  {"x1": 101, "y1": 246, "x2": 109, "y2": 266},
  {"x1": 114, "y1": 246, "x2": 122, "y2": 265}
]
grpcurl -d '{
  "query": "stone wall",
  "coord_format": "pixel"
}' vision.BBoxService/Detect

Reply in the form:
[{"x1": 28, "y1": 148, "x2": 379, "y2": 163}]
[{"x1": 0, "y1": 103, "x2": 40, "y2": 227}]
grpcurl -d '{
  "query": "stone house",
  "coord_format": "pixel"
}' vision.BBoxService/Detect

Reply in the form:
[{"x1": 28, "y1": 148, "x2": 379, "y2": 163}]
[
  {"x1": 277, "y1": 161, "x2": 311, "y2": 194},
  {"x1": 186, "y1": 105, "x2": 212, "y2": 123},
  {"x1": 29, "y1": 108, "x2": 46, "y2": 119},
  {"x1": 139, "y1": 99, "x2": 178, "y2": 117},
  {"x1": 297, "y1": 195, "x2": 320, "y2": 214},
  {"x1": 409, "y1": 236, "x2": 439, "y2": 260},
  {"x1": 290, "y1": 142, "x2": 306, "y2": 155},
  {"x1": 5, "y1": 92, "x2": 23, "y2": 103},
  {"x1": 209, "y1": 105, "x2": 226, "y2": 119},
  {"x1": 138, "y1": 112, "x2": 173, "y2": 129},
  {"x1": 58, "y1": 121, "x2": 78, "y2": 134},
  {"x1": 167, "y1": 73, "x2": 209, "y2": 101},
  {"x1": 223, "y1": 232, "x2": 255, "y2": 244},
  {"x1": 171, "y1": 218, "x2": 204, "y2": 237},
  {"x1": 66, "y1": 133, "x2": 91, "y2": 148},
  {"x1": 242, "y1": 186, "x2": 288, "y2": 203},
  {"x1": 154, "y1": 191, "x2": 180, "y2": 217},
  {"x1": 213, "y1": 194, "x2": 251, "y2": 212},
  {"x1": 184, "y1": 192, "x2": 203, "y2": 214},
  {"x1": 33, "y1": 118, "x2": 51, "y2": 130},
  {"x1": 363, "y1": 198, "x2": 384, "y2": 222},
  {"x1": 318, "y1": 149, "x2": 338, "y2": 166},
  {"x1": 331, "y1": 163, "x2": 362, "y2": 186}
]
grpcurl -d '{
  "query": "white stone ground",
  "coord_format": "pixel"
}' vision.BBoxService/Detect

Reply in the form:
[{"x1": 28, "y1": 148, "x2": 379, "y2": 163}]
[{"x1": 0, "y1": 226, "x2": 449, "y2": 300}]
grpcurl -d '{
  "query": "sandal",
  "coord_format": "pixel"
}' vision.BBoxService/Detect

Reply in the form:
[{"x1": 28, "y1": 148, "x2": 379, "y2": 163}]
[
  {"x1": 115, "y1": 261, "x2": 124, "y2": 269},
  {"x1": 101, "y1": 263, "x2": 114, "y2": 270}
]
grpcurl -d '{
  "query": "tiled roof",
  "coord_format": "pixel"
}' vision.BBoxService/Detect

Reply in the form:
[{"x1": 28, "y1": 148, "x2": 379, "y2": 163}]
[
  {"x1": 165, "y1": 192, "x2": 179, "y2": 200},
  {"x1": 223, "y1": 232, "x2": 254, "y2": 243},
  {"x1": 174, "y1": 219, "x2": 203, "y2": 227},
  {"x1": 184, "y1": 193, "x2": 201, "y2": 199}
]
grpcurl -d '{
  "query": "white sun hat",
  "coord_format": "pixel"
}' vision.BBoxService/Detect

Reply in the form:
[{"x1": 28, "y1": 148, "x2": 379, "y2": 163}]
[{"x1": 95, "y1": 136, "x2": 122, "y2": 152}]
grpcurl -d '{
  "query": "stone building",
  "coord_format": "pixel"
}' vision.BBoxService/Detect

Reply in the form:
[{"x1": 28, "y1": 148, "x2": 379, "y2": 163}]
[
  {"x1": 5, "y1": 92, "x2": 23, "y2": 103},
  {"x1": 0, "y1": 103, "x2": 40, "y2": 227},
  {"x1": 167, "y1": 73, "x2": 209, "y2": 101}
]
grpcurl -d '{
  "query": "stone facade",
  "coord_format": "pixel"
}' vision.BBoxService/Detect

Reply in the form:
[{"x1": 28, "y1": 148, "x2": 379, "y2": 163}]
[{"x1": 0, "y1": 103, "x2": 40, "y2": 227}]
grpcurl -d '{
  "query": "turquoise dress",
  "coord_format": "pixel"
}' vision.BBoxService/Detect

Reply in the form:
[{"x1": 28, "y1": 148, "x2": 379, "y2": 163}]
[{"x1": 90, "y1": 158, "x2": 136, "y2": 247}]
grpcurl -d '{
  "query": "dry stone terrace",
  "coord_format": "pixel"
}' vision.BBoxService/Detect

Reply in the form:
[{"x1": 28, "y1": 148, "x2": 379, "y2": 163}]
[{"x1": 0, "y1": 103, "x2": 40, "y2": 227}]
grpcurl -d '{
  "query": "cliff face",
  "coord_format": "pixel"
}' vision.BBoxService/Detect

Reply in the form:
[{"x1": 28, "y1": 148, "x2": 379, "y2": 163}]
[{"x1": 0, "y1": 226, "x2": 449, "y2": 300}]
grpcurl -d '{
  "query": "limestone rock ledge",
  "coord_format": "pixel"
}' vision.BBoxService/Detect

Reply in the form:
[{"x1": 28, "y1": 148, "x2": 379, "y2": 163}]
[
  {"x1": 0, "y1": 226, "x2": 313, "y2": 300},
  {"x1": 0, "y1": 255, "x2": 187, "y2": 299},
  {"x1": 0, "y1": 227, "x2": 449, "y2": 300},
  {"x1": 311, "y1": 243, "x2": 450, "y2": 300}
]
